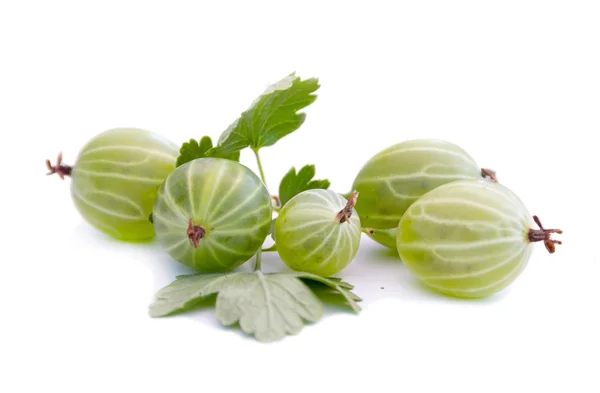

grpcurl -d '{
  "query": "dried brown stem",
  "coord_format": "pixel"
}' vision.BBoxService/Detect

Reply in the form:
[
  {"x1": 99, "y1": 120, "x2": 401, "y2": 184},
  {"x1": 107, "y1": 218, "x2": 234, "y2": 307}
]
[
  {"x1": 187, "y1": 218, "x2": 206, "y2": 248},
  {"x1": 271, "y1": 195, "x2": 281, "y2": 210},
  {"x1": 46, "y1": 152, "x2": 72, "y2": 180},
  {"x1": 481, "y1": 168, "x2": 498, "y2": 182},
  {"x1": 336, "y1": 191, "x2": 359, "y2": 224},
  {"x1": 528, "y1": 215, "x2": 563, "y2": 253}
]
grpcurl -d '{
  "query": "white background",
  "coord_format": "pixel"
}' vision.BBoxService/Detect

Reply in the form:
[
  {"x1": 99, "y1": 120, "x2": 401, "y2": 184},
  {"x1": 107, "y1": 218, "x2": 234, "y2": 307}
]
[{"x1": 1, "y1": 1, "x2": 599, "y2": 392}]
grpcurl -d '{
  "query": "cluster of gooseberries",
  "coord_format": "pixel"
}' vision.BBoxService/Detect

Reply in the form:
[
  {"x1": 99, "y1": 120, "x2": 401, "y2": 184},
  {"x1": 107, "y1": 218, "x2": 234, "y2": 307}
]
[{"x1": 47, "y1": 128, "x2": 561, "y2": 301}]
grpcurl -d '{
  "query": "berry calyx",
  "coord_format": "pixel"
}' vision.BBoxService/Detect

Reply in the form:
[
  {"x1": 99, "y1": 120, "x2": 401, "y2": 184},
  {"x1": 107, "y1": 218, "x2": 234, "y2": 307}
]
[
  {"x1": 186, "y1": 218, "x2": 206, "y2": 248},
  {"x1": 46, "y1": 152, "x2": 72, "y2": 180},
  {"x1": 481, "y1": 168, "x2": 498, "y2": 182},
  {"x1": 528, "y1": 215, "x2": 563, "y2": 253}
]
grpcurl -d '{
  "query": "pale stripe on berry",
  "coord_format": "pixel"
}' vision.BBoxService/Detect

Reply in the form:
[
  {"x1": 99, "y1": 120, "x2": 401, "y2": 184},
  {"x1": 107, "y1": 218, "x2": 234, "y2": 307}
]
[
  {"x1": 72, "y1": 189, "x2": 145, "y2": 220},
  {"x1": 75, "y1": 168, "x2": 165, "y2": 185},
  {"x1": 79, "y1": 145, "x2": 177, "y2": 162}
]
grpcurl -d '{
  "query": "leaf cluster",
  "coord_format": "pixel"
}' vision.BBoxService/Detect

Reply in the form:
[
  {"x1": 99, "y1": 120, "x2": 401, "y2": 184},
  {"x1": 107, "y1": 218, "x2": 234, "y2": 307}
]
[{"x1": 150, "y1": 271, "x2": 361, "y2": 342}]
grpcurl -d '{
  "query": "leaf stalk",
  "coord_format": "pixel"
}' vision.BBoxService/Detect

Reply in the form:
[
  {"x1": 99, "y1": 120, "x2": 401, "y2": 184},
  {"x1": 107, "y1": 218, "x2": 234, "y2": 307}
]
[
  {"x1": 253, "y1": 148, "x2": 267, "y2": 187},
  {"x1": 254, "y1": 248, "x2": 262, "y2": 271}
]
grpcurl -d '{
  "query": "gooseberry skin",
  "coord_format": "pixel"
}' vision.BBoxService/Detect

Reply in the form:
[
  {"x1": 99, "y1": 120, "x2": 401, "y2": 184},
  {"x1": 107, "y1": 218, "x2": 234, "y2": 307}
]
[
  {"x1": 351, "y1": 139, "x2": 482, "y2": 248},
  {"x1": 70, "y1": 127, "x2": 178, "y2": 241},
  {"x1": 152, "y1": 157, "x2": 272, "y2": 272},
  {"x1": 274, "y1": 189, "x2": 361, "y2": 277},
  {"x1": 396, "y1": 179, "x2": 535, "y2": 299}
]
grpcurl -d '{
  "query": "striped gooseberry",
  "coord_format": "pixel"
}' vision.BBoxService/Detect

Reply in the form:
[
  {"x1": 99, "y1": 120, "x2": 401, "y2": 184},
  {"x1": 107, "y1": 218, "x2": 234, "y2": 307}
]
[
  {"x1": 152, "y1": 157, "x2": 272, "y2": 272},
  {"x1": 396, "y1": 179, "x2": 562, "y2": 298},
  {"x1": 274, "y1": 189, "x2": 361, "y2": 277},
  {"x1": 351, "y1": 139, "x2": 496, "y2": 249},
  {"x1": 46, "y1": 127, "x2": 178, "y2": 241}
]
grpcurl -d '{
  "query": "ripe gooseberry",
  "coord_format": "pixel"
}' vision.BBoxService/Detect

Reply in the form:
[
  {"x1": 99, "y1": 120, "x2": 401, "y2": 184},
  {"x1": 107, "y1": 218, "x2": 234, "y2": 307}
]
[
  {"x1": 351, "y1": 139, "x2": 496, "y2": 249},
  {"x1": 274, "y1": 189, "x2": 361, "y2": 277},
  {"x1": 46, "y1": 127, "x2": 179, "y2": 241},
  {"x1": 152, "y1": 157, "x2": 272, "y2": 272},
  {"x1": 396, "y1": 179, "x2": 562, "y2": 298}
]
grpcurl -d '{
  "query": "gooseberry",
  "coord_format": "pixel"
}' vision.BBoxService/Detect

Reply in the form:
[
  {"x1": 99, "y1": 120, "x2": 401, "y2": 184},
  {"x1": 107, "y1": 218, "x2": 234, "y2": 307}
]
[
  {"x1": 46, "y1": 127, "x2": 179, "y2": 241},
  {"x1": 396, "y1": 179, "x2": 562, "y2": 298},
  {"x1": 274, "y1": 189, "x2": 362, "y2": 277},
  {"x1": 152, "y1": 157, "x2": 272, "y2": 272}
]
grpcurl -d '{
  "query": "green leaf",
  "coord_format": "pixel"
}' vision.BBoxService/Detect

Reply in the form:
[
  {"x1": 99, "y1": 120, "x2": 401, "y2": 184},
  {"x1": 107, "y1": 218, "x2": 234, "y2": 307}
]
[
  {"x1": 290, "y1": 272, "x2": 362, "y2": 313},
  {"x1": 150, "y1": 271, "x2": 324, "y2": 342},
  {"x1": 206, "y1": 73, "x2": 320, "y2": 156},
  {"x1": 176, "y1": 136, "x2": 240, "y2": 167},
  {"x1": 150, "y1": 270, "x2": 363, "y2": 342},
  {"x1": 278, "y1": 165, "x2": 330, "y2": 207}
]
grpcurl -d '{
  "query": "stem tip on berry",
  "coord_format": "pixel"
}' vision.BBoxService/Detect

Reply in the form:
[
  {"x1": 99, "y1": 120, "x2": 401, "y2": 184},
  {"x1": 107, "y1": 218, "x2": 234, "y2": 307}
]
[{"x1": 336, "y1": 191, "x2": 359, "y2": 224}]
